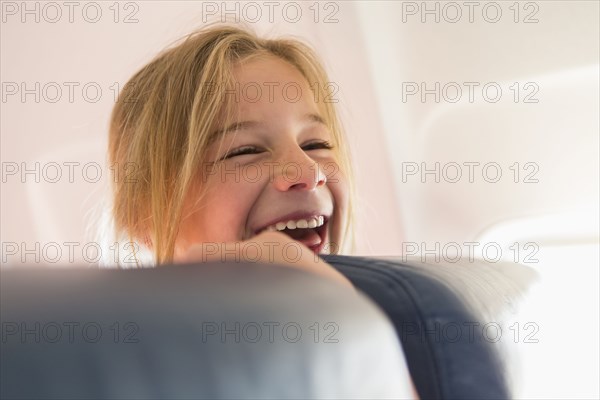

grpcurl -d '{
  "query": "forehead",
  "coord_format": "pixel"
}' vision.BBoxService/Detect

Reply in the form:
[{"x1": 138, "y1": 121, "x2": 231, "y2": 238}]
[
  {"x1": 207, "y1": 55, "x2": 328, "y2": 146},
  {"x1": 232, "y1": 55, "x2": 307, "y2": 87},
  {"x1": 228, "y1": 56, "x2": 319, "y2": 116}
]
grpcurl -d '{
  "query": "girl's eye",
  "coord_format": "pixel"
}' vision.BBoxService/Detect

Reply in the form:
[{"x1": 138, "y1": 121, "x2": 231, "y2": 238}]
[
  {"x1": 220, "y1": 146, "x2": 264, "y2": 161},
  {"x1": 218, "y1": 141, "x2": 333, "y2": 162},
  {"x1": 302, "y1": 140, "x2": 334, "y2": 151}
]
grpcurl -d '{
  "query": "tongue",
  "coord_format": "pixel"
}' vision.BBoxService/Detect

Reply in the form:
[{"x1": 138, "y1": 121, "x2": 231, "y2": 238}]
[{"x1": 284, "y1": 228, "x2": 322, "y2": 248}]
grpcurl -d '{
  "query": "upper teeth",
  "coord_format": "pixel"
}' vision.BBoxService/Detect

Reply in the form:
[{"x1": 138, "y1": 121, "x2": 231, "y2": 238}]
[{"x1": 266, "y1": 216, "x2": 325, "y2": 232}]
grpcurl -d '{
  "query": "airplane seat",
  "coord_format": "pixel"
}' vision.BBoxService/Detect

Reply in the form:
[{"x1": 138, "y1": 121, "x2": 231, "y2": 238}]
[{"x1": 1, "y1": 256, "x2": 521, "y2": 399}]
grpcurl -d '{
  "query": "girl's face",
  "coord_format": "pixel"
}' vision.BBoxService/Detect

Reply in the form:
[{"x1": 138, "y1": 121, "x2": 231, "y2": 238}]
[{"x1": 174, "y1": 56, "x2": 349, "y2": 259}]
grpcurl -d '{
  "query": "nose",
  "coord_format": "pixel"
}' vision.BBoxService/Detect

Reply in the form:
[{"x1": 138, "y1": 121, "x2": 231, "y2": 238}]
[{"x1": 271, "y1": 147, "x2": 327, "y2": 192}]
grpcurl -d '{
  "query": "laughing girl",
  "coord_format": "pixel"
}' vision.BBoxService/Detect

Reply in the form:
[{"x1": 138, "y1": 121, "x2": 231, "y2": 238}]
[{"x1": 108, "y1": 24, "x2": 354, "y2": 286}]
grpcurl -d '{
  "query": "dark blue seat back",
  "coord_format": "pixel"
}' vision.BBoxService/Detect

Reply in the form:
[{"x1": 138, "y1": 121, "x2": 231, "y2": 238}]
[{"x1": 323, "y1": 255, "x2": 509, "y2": 400}]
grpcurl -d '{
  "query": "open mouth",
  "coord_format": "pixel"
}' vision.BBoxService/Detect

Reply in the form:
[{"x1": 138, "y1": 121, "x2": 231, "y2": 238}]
[{"x1": 255, "y1": 215, "x2": 329, "y2": 254}]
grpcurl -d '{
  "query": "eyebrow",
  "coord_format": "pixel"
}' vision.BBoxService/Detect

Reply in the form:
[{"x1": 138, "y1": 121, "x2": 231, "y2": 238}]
[{"x1": 210, "y1": 113, "x2": 326, "y2": 141}]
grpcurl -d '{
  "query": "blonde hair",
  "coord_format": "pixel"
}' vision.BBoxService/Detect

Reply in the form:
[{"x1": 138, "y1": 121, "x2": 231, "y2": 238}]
[{"x1": 108, "y1": 24, "x2": 355, "y2": 265}]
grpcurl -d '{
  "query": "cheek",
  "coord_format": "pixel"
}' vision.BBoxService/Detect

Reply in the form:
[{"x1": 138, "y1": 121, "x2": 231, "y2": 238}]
[
  {"x1": 325, "y1": 172, "x2": 350, "y2": 247},
  {"x1": 328, "y1": 179, "x2": 346, "y2": 205},
  {"x1": 325, "y1": 161, "x2": 350, "y2": 212},
  {"x1": 198, "y1": 173, "x2": 263, "y2": 237}
]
